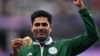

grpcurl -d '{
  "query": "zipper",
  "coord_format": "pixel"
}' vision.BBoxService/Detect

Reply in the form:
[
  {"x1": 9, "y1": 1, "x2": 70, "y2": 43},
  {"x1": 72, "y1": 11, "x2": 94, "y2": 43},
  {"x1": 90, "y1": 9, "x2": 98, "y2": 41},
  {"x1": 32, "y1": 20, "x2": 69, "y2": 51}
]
[{"x1": 40, "y1": 46, "x2": 44, "y2": 56}]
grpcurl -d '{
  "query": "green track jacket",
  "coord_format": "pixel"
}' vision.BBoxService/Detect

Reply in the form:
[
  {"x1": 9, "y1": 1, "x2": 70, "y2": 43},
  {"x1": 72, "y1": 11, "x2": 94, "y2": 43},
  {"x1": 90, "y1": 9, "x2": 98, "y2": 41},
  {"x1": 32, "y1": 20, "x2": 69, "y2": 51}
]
[{"x1": 18, "y1": 8, "x2": 99, "y2": 56}]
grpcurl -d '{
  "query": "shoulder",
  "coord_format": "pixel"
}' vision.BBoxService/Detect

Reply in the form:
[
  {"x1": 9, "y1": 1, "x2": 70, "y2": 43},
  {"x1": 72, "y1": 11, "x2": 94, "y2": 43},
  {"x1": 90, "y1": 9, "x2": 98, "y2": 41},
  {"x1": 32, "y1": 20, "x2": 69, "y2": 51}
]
[{"x1": 53, "y1": 39, "x2": 72, "y2": 45}]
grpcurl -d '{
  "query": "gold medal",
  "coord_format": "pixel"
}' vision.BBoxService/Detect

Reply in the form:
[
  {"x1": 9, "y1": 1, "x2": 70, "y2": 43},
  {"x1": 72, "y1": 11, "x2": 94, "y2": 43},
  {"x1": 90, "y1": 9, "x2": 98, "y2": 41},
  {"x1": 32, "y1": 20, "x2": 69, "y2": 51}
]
[{"x1": 23, "y1": 36, "x2": 33, "y2": 46}]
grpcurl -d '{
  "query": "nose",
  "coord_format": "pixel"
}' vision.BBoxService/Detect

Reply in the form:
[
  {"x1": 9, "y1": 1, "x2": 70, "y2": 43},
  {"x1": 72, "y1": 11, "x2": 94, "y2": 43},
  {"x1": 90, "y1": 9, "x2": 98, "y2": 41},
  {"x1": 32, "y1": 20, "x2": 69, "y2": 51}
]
[
  {"x1": 38, "y1": 25, "x2": 44, "y2": 29},
  {"x1": 38, "y1": 25, "x2": 44, "y2": 32}
]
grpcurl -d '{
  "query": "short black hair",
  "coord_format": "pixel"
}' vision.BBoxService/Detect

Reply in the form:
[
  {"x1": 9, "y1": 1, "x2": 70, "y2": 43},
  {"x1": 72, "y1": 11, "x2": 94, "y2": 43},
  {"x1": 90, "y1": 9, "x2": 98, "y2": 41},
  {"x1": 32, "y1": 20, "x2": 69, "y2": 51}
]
[{"x1": 31, "y1": 10, "x2": 52, "y2": 25}]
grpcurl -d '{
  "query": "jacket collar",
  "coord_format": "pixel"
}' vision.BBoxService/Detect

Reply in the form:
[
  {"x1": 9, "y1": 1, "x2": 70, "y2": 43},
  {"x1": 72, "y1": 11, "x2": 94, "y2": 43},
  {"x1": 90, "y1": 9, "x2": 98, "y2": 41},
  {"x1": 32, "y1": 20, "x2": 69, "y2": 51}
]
[{"x1": 33, "y1": 36, "x2": 53, "y2": 45}]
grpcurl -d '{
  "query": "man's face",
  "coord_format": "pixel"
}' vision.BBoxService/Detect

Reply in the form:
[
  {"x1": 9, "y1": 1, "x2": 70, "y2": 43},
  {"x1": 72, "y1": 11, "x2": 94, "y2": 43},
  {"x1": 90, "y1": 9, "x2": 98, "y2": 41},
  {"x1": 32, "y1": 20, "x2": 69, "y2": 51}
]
[{"x1": 31, "y1": 17, "x2": 52, "y2": 41}]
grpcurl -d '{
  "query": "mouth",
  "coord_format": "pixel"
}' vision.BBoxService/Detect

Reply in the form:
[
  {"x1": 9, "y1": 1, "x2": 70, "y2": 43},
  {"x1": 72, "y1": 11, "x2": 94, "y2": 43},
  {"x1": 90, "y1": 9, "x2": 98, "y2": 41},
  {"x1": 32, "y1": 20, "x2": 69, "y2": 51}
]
[
  {"x1": 38, "y1": 33, "x2": 45, "y2": 35},
  {"x1": 34, "y1": 31, "x2": 48, "y2": 41},
  {"x1": 36, "y1": 32, "x2": 46, "y2": 35}
]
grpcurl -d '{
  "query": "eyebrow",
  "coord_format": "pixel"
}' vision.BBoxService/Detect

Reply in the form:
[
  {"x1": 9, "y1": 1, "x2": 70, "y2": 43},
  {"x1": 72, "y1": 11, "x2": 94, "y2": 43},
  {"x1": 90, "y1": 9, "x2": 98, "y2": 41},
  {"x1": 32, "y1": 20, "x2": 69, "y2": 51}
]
[{"x1": 34, "y1": 22, "x2": 48, "y2": 26}]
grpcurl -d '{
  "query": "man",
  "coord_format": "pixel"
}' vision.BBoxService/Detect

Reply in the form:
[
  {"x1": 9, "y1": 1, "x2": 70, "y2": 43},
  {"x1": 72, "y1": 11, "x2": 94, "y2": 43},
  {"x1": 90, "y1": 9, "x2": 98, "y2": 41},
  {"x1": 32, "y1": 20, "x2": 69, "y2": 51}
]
[{"x1": 10, "y1": 0, "x2": 99, "y2": 56}]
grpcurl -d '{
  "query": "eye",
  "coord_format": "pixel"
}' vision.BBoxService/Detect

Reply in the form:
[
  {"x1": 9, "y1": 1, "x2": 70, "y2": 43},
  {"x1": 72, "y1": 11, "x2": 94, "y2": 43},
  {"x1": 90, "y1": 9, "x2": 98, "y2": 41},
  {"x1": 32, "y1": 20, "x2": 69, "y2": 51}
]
[
  {"x1": 34, "y1": 23, "x2": 40, "y2": 27},
  {"x1": 42, "y1": 23, "x2": 48, "y2": 27}
]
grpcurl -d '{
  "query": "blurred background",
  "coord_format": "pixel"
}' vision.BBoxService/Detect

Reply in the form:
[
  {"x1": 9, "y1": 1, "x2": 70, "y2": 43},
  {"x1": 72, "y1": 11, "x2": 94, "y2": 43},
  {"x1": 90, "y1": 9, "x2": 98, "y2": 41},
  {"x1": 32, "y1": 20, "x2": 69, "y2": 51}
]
[{"x1": 0, "y1": 0, "x2": 100, "y2": 56}]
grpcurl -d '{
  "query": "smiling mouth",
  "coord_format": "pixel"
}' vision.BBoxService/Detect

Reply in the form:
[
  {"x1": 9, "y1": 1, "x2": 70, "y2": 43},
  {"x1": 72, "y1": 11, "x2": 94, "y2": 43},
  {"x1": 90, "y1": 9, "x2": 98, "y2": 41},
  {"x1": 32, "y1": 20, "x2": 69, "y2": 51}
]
[
  {"x1": 37, "y1": 32, "x2": 46, "y2": 35},
  {"x1": 38, "y1": 33, "x2": 45, "y2": 35}
]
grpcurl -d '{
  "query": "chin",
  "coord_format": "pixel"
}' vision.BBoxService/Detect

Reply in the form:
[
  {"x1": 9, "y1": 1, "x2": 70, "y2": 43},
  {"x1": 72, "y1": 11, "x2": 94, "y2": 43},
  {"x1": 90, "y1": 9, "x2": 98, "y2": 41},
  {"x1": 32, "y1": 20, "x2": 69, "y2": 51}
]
[{"x1": 37, "y1": 36, "x2": 47, "y2": 42}]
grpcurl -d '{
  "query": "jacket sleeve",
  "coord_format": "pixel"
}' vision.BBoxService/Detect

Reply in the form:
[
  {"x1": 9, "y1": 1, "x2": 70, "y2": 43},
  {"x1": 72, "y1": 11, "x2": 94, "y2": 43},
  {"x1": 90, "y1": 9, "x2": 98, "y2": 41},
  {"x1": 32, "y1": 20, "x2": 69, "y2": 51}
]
[{"x1": 69, "y1": 8, "x2": 99, "y2": 55}]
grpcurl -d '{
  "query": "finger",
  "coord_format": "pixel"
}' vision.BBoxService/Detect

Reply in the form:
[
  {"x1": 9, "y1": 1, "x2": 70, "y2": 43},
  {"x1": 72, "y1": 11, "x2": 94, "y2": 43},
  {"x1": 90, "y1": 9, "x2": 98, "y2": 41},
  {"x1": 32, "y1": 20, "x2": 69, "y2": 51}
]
[
  {"x1": 12, "y1": 45, "x2": 22, "y2": 52},
  {"x1": 11, "y1": 38, "x2": 23, "y2": 42},
  {"x1": 13, "y1": 42, "x2": 24, "y2": 45},
  {"x1": 12, "y1": 44, "x2": 23, "y2": 48},
  {"x1": 73, "y1": 0, "x2": 77, "y2": 1},
  {"x1": 11, "y1": 41, "x2": 24, "y2": 45},
  {"x1": 72, "y1": 0, "x2": 78, "y2": 1},
  {"x1": 11, "y1": 38, "x2": 24, "y2": 44},
  {"x1": 11, "y1": 39, "x2": 24, "y2": 43},
  {"x1": 11, "y1": 40, "x2": 24, "y2": 47},
  {"x1": 12, "y1": 42, "x2": 24, "y2": 49}
]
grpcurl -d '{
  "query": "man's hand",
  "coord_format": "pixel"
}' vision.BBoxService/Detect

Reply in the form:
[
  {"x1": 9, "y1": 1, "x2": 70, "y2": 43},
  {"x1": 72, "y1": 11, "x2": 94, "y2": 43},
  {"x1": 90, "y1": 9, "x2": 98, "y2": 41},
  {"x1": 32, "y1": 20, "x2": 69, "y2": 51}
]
[
  {"x1": 72, "y1": 0, "x2": 85, "y2": 9},
  {"x1": 11, "y1": 38, "x2": 24, "y2": 56}
]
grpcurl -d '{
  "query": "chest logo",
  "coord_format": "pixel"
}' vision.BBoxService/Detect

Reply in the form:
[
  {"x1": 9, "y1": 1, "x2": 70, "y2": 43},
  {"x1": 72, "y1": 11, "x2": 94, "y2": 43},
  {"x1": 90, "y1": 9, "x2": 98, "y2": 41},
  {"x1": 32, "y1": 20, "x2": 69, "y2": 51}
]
[
  {"x1": 48, "y1": 47, "x2": 58, "y2": 55},
  {"x1": 26, "y1": 52, "x2": 32, "y2": 56}
]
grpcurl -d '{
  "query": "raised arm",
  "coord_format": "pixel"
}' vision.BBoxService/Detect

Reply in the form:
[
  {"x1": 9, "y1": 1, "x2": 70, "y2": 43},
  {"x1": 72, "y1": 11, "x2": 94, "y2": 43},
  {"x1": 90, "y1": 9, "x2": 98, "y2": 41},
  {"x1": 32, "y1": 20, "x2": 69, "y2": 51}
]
[
  {"x1": 72, "y1": 0, "x2": 85, "y2": 9},
  {"x1": 70, "y1": 0, "x2": 99, "y2": 55}
]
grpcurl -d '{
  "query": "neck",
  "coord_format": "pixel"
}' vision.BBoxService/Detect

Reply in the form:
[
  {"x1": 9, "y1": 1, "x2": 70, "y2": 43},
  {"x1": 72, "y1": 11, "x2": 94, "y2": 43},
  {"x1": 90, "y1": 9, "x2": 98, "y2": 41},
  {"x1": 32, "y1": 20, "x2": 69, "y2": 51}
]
[
  {"x1": 38, "y1": 37, "x2": 49, "y2": 46},
  {"x1": 33, "y1": 36, "x2": 53, "y2": 45},
  {"x1": 40, "y1": 42, "x2": 44, "y2": 47}
]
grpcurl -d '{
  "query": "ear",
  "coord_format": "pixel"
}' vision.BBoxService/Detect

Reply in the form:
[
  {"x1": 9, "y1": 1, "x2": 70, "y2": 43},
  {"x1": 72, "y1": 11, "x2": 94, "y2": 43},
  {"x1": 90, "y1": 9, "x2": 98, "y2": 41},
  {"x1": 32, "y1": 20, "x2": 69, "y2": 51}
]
[
  {"x1": 49, "y1": 24, "x2": 53, "y2": 32},
  {"x1": 31, "y1": 24, "x2": 33, "y2": 32}
]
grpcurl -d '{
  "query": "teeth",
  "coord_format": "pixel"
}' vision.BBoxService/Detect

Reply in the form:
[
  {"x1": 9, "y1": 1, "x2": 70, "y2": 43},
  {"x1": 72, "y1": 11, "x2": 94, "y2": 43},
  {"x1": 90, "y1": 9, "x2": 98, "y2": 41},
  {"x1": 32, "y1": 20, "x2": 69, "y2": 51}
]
[{"x1": 23, "y1": 36, "x2": 33, "y2": 46}]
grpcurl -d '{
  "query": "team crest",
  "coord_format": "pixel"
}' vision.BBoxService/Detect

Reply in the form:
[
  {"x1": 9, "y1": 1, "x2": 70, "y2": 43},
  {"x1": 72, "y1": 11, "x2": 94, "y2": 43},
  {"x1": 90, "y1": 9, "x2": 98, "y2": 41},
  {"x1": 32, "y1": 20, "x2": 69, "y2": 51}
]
[{"x1": 48, "y1": 47, "x2": 58, "y2": 54}]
